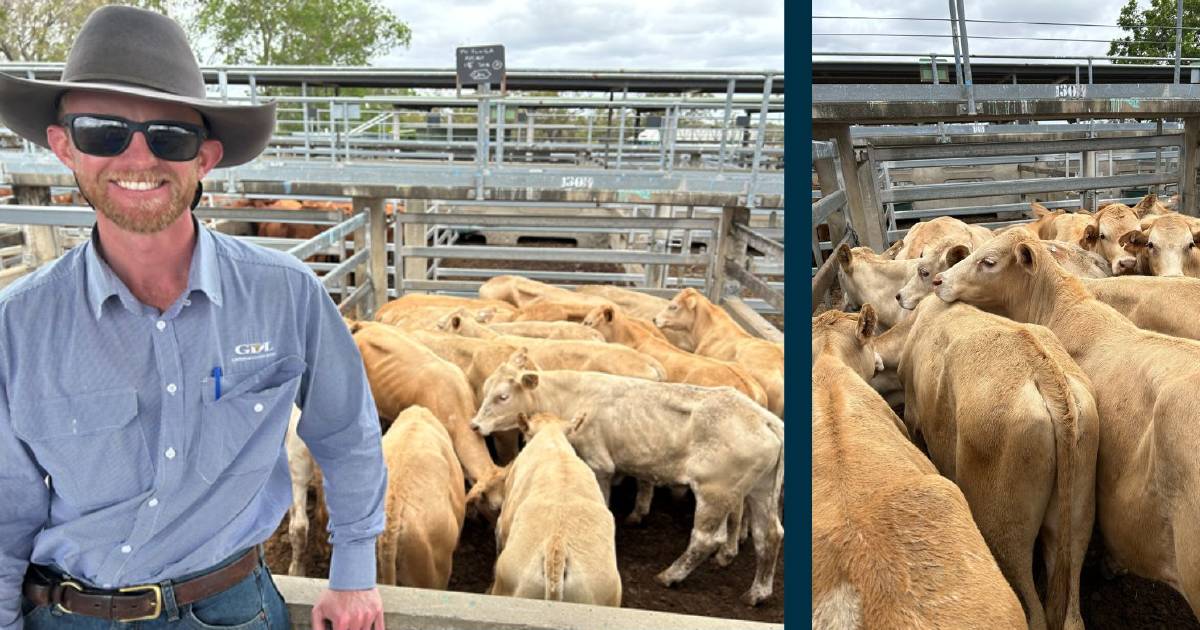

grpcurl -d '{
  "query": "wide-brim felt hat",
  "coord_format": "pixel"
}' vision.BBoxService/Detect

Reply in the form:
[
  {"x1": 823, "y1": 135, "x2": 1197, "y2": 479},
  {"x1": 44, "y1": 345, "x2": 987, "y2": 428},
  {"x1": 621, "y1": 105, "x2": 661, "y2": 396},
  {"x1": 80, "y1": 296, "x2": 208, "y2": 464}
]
[{"x1": 0, "y1": 5, "x2": 275, "y2": 168}]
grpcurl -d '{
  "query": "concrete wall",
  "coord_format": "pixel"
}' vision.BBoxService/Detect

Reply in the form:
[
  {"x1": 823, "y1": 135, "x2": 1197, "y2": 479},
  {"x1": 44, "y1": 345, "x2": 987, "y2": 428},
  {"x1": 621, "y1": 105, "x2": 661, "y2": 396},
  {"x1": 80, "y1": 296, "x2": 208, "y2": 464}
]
[{"x1": 275, "y1": 576, "x2": 783, "y2": 630}]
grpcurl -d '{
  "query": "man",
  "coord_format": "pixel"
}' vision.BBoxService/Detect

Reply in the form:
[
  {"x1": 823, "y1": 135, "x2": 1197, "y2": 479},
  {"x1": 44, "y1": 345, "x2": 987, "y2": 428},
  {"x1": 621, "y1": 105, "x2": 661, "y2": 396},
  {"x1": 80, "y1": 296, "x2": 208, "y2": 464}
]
[{"x1": 0, "y1": 6, "x2": 387, "y2": 630}]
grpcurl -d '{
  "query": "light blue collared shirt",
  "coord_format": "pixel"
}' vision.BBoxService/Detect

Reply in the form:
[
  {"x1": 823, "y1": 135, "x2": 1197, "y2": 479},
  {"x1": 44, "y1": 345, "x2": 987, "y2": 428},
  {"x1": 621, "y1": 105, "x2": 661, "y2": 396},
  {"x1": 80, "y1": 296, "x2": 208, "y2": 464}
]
[{"x1": 0, "y1": 220, "x2": 386, "y2": 629}]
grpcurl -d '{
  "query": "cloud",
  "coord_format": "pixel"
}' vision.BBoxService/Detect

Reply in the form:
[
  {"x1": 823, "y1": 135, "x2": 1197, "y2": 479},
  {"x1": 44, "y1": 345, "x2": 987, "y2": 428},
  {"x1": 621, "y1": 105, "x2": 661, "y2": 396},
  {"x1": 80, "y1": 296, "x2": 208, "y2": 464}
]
[{"x1": 380, "y1": 0, "x2": 783, "y2": 69}]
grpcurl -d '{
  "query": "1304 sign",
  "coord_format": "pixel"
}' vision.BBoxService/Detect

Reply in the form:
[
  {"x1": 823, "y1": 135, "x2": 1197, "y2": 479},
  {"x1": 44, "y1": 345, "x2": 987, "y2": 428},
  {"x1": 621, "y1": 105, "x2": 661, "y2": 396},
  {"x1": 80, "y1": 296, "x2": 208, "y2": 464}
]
[{"x1": 1055, "y1": 84, "x2": 1087, "y2": 99}]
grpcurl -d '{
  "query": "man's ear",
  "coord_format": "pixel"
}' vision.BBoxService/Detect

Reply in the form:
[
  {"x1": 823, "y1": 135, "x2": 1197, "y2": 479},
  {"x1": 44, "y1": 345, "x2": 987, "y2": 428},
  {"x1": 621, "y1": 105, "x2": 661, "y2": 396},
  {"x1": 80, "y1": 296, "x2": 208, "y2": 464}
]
[
  {"x1": 195, "y1": 138, "x2": 224, "y2": 178},
  {"x1": 46, "y1": 124, "x2": 78, "y2": 170},
  {"x1": 857, "y1": 304, "x2": 877, "y2": 341},
  {"x1": 1016, "y1": 242, "x2": 1038, "y2": 272},
  {"x1": 836, "y1": 244, "x2": 853, "y2": 270},
  {"x1": 946, "y1": 244, "x2": 971, "y2": 267}
]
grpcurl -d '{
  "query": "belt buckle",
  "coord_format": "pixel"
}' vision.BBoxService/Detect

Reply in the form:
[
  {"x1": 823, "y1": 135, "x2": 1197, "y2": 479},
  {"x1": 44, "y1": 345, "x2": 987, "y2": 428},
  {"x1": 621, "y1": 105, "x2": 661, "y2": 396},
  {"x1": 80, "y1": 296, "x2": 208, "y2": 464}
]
[
  {"x1": 54, "y1": 580, "x2": 83, "y2": 615},
  {"x1": 117, "y1": 584, "x2": 163, "y2": 622}
]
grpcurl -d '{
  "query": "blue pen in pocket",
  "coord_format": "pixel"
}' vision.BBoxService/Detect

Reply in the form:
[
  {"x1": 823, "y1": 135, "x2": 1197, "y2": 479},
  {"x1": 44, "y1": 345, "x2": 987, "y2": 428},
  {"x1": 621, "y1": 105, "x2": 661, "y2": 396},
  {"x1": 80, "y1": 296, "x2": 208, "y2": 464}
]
[{"x1": 212, "y1": 366, "x2": 222, "y2": 400}]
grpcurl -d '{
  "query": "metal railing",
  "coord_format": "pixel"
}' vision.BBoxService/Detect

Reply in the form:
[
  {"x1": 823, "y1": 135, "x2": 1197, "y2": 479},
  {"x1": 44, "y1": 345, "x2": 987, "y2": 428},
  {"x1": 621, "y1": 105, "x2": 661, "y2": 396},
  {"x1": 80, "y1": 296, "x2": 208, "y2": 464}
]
[{"x1": 811, "y1": 140, "x2": 856, "y2": 312}]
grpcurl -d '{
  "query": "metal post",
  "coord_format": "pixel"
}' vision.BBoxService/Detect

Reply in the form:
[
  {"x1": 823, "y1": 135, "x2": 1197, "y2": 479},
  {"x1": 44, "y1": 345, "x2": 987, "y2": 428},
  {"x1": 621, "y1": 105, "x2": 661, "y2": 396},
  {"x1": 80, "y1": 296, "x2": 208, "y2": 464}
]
[
  {"x1": 301, "y1": 82, "x2": 311, "y2": 161},
  {"x1": 616, "y1": 86, "x2": 628, "y2": 169},
  {"x1": 747, "y1": 74, "x2": 774, "y2": 210},
  {"x1": 955, "y1": 0, "x2": 975, "y2": 114},
  {"x1": 1088, "y1": 57, "x2": 1093, "y2": 84},
  {"x1": 1176, "y1": 0, "x2": 1184, "y2": 85},
  {"x1": 948, "y1": 0, "x2": 964, "y2": 85},
  {"x1": 401, "y1": 199, "x2": 429, "y2": 294},
  {"x1": 718, "y1": 79, "x2": 734, "y2": 171},
  {"x1": 666, "y1": 106, "x2": 679, "y2": 175},
  {"x1": 930, "y1": 55, "x2": 939, "y2": 85},
  {"x1": 357, "y1": 196, "x2": 388, "y2": 314},
  {"x1": 1183, "y1": 117, "x2": 1200, "y2": 215},
  {"x1": 814, "y1": 124, "x2": 886, "y2": 251},
  {"x1": 1156, "y1": 119, "x2": 1164, "y2": 192},
  {"x1": 344, "y1": 101, "x2": 351, "y2": 162},
  {"x1": 1083, "y1": 150, "x2": 1096, "y2": 211},
  {"x1": 496, "y1": 102, "x2": 506, "y2": 164},
  {"x1": 476, "y1": 83, "x2": 490, "y2": 200}
]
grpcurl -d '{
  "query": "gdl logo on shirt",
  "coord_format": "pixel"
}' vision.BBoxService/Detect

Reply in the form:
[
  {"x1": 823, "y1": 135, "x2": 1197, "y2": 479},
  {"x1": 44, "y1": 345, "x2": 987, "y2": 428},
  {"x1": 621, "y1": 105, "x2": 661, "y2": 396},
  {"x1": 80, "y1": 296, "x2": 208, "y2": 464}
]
[{"x1": 232, "y1": 341, "x2": 276, "y2": 362}]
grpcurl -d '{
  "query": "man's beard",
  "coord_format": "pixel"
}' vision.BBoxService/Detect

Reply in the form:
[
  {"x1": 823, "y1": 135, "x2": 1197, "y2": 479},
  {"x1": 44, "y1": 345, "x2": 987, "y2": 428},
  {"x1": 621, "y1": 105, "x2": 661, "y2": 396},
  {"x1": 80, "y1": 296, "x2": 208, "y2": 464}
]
[{"x1": 77, "y1": 171, "x2": 193, "y2": 234}]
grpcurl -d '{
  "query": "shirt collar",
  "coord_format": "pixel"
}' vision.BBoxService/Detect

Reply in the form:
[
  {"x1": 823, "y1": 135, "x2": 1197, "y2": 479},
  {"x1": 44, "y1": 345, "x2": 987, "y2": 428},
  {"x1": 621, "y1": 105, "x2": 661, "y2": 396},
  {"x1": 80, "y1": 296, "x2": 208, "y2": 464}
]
[{"x1": 84, "y1": 217, "x2": 224, "y2": 320}]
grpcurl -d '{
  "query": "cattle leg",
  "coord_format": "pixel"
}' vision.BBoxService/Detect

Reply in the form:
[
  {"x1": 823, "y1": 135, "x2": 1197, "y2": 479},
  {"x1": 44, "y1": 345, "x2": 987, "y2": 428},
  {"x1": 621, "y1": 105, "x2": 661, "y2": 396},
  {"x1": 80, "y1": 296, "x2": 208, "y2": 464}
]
[
  {"x1": 741, "y1": 488, "x2": 783, "y2": 606},
  {"x1": 1172, "y1": 500, "x2": 1200, "y2": 621},
  {"x1": 655, "y1": 492, "x2": 732, "y2": 588},
  {"x1": 627, "y1": 480, "x2": 655, "y2": 525},
  {"x1": 715, "y1": 499, "x2": 746, "y2": 567},
  {"x1": 376, "y1": 532, "x2": 397, "y2": 586},
  {"x1": 286, "y1": 499, "x2": 309, "y2": 577}
]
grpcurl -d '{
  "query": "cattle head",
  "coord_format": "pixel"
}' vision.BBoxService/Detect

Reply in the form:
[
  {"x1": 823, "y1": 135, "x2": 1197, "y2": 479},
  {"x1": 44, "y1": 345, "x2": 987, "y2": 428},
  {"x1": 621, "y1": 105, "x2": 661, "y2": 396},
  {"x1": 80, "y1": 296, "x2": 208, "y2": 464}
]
[
  {"x1": 581, "y1": 304, "x2": 618, "y2": 341},
  {"x1": 934, "y1": 230, "x2": 1059, "y2": 323},
  {"x1": 654, "y1": 288, "x2": 704, "y2": 332},
  {"x1": 1042, "y1": 240, "x2": 1112, "y2": 279},
  {"x1": 1121, "y1": 214, "x2": 1200, "y2": 277},
  {"x1": 1132, "y1": 192, "x2": 1171, "y2": 218},
  {"x1": 1027, "y1": 202, "x2": 1065, "y2": 239},
  {"x1": 896, "y1": 241, "x2": 970, "y2": 310},
  {"x1": 1079, "y1": 204, "x2": 1141, "y2": 275},
  {"x1": 465, "y1": 465, "x2": 509, "y2": 522},
  {"x1": 811, "y1": 304, "x2": 880, "y2": 380},
  {"x1": 471, "y1": 349, "x2": 542, "y2": 436}
]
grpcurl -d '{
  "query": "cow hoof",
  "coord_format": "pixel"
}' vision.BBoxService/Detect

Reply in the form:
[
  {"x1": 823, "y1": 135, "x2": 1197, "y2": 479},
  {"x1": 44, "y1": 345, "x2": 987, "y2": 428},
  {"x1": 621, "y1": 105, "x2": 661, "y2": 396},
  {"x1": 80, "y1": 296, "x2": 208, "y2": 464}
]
[
  {"x1": 625, "y1": 513, "x2": 645, "y2": 526},
  {"x1": 714, "y1": 550, "x2": 736, "y2": 567},
  {"x1": 740, "y1": 589, "x2": 768, "y2": 607},
  {"x1": 655, "y1": 571, "x2": 679, "y2": 588}
]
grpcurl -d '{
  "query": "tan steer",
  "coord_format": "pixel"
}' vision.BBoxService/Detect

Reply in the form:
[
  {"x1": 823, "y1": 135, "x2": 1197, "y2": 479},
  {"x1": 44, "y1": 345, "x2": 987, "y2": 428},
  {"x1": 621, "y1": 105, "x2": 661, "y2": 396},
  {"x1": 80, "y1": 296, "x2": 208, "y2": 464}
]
[
  {"x1": 655, "y1": 288, "x2": 783, "y2": 417},
  {"x1": 835, "y1": 244, "x2": 919, "y2": 330},
  {"x1": 1081, "y1": 276, "x2": 1200, "y2": 341},
  {"x1": 436, "y1": 308, "x2": 606, "y2": 342},
  {"x1": 874, "y1": 297, "x2": 1098, "y2": 630},
  {"x1": 934, "y1": 229, "x2": 1200, "y2": 620},
  {"x1": 1079, "y1": 203, "x2": 1142, "y2": 275},
  {"x1": 811, "y1": 306, "x2": 1026, "y2": 628},
  {"x1": 377, "y1": 405, "x2": 466, "y2": 589},
  {"x1": 470, "y1": 350, "x2": 784, "y2": 606},
  {"x1": 894, "y1": 216, "x2": 992, "y2": 260},
  {"x1": 466, "y1": 412, "x2": 621, "y2": 606},
  {"x1": 1119, "y1": 214, "x2": 1200, "y2": 277}
]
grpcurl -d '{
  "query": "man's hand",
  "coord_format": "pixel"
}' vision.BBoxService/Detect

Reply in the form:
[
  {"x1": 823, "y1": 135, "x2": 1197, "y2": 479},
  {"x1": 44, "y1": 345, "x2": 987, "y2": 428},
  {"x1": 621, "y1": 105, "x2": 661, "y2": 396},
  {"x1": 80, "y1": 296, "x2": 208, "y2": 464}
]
[{"x1": 311, "y1": 587, "x2": 385, "y2": 630}]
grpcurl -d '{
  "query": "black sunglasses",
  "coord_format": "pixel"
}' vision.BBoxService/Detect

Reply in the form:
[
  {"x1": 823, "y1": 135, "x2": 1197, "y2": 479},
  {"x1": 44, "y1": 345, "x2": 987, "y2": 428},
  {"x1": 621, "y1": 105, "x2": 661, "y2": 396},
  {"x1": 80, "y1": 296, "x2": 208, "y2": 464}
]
[{"x1": 61, "y1": 114, "x2": 208, "y2": 162}]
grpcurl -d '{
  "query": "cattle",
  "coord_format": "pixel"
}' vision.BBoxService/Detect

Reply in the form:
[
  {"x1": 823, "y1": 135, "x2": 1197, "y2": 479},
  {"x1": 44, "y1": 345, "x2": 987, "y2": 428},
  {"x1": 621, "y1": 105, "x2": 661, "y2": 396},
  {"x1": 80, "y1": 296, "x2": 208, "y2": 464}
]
[
  {"x1": 469, "y1": 349, "x2": 784, "y2": 606},
  {"x1": 375, "y1": 294, "x2": 517, "y2": 330},
  {"x1": 582, "y1": 303, "x2": 768, "y2": 407},
  {"x1": 873, "y1": 297, "x2": 1098, "y2": 630},
  {"x1": 1119, "y1": 214, "x2": 1200, "y2": 277},
  {"x1": 348, "y1": 321, "x2": 498, "y2": 484},
  {"x1": 284, "y1": 405, "x2": 324, "y2": 577},
  {"x1": 1079, "y1": 203, "x2": 1142, "y2": 275},
  {"x1": 835, "y1": 244, "x2": 919, "y2": 330},
  {"x1": 812, "y1": 306, "x2": 1025, "y2": 628},
  {"x1": 377, "y1": 405, "x2": 466, "y2": 589},
  {"x1": 480, "y1": 275, "x2": 596, "y2": 308},
  {"x1": 1042, "y1": 240, "x2": 1112, "y2": 278},
  {"x1": 466, "y1": 412, "x2": 621, "y2": 606},
  {"x1": 894, "y1": 216, "x2": 992, "y2": 260},
  {"x1": 1081, "y1": 276, "x2": 1200, "y2": 341},
  {"x1": 405, "y1": 329, "x2": 666, "y2": 398},
  {"x1": 436, "y1": 308, "x2": 606, "y2": 342},
  {"x1": 654, "y1": 288, "x2": 783, "y2": 417},
  {"x1": 573, "y1": 285, "x2": 694, "y2": 350},
  {"x1": 896, "y1": 239, "x2": 972, "y2": 311},
  {"x1": 934, "y1": 229, "x2": 1200, "y2": 620},
  {"x1": 513, "y1": 295, "x2": 619, "y2": 323}
]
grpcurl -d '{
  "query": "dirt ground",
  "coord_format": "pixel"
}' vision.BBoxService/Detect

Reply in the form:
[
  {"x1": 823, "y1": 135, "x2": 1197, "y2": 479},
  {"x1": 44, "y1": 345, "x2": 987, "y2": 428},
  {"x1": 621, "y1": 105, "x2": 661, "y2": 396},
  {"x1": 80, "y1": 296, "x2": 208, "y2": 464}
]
[{"x1": 264, "y1": 477, "x2": 784, "y2": 624}]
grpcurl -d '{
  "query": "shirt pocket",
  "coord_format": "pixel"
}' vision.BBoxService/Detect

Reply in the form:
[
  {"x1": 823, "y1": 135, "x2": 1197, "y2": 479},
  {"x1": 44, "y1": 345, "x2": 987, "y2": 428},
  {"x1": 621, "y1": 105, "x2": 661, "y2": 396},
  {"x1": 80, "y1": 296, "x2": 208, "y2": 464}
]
[
  {"x1": 12, "y1": 387, "x2": 149, "y2": 512},
  {"x1": 196, "y1": 355, "x2": 306, "y2": 484}
]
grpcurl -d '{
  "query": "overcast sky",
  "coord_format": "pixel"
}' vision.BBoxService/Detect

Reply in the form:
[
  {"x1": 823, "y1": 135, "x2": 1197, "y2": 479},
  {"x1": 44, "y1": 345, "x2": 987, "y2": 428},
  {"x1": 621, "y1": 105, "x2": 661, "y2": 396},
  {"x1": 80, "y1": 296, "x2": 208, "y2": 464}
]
[
  {"x1": 377, "y1": 0, "x2": 783, "y2": 70},
  {"x1": 812, "y1": 0, "x2": 1142, "y2": 63}
]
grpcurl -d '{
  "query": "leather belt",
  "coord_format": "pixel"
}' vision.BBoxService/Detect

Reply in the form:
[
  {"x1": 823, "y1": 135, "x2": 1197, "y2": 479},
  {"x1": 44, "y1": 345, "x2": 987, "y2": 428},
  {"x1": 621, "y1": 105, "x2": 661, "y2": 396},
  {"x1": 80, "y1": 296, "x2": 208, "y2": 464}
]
[{"x1": 22, "y1": 547, "x2": 260, "y2": 622}]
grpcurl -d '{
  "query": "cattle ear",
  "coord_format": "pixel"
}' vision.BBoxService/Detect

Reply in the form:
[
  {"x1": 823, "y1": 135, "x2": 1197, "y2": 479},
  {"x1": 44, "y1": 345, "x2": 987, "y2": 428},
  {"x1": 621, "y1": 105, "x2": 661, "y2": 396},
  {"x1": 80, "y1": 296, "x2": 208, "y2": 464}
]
[
  {"x1": 1119, "y1": 230, "x2": 1148, "y2": 250},
  {"x1": 1193, "y1": 230, "x2": 1200, "y2": 247},
  {"x1": 476, "y1": 307, "x2": 495, "y2": 323},
  {"x1": 881, "y1": 239, "x2": 904, "y2": 259},
  {"x1": 520, "y1": 372, "x2": 539, "y2": 390},
  {"x1": 603, "y1": 305, "x2": 614, "y2": 322},
  {"x1": 1080, "y1": 224, "x2": 1099, "y2": 246},
  {"x1": 1016, "y1": 242, "x2": 1038, "y2": 271},
  {"x1": 1133, "y1": 193, "x2": 1157, "y2": 217},
  {"x1": 946, "y1": 244, "x2": 970, "y2": 267},
  {"x1": 836, "y1": 244, "x2": 853, "y2": 270},
  {"x1": 450, "y1": 315, "x2": 462, "y2": 330},
  {"x1": 507, "y1": 348, "x2": 529, "y2": 368},
  {"x1": 857, "y1": 304, "x2": 877, "y2": 341},
  {"x1": 1030, "y1": 202, "x2": 1050, "y2": 218}
]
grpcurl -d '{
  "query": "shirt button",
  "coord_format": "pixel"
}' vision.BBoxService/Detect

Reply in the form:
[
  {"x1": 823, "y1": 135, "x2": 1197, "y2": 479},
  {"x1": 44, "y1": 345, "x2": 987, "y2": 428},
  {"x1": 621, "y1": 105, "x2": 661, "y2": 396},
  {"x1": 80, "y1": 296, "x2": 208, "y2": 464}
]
[
  {"x1": 166, "y1": 383, "x2": 177, "y2": 395},
  {"x1": 156, "y1": 320, "x2": 166, "y2": 331},
  {"x1": 120, "y1": 545, "x2": 132, "y2": 554},
  {"x1": 253, "y1": 403, "x2": 264, "y2": 413},
  {"x1": 148, "y1": 498, "x2": 159, "y2": 507},
  {"x1": 165, "y1": 447, "x2": 176, "y2": 460}
]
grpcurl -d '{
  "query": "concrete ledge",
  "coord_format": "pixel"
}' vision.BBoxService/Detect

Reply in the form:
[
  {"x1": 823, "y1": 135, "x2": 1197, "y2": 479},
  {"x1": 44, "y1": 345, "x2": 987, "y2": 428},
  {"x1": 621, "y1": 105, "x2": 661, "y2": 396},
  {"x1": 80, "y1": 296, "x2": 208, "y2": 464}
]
[{"x1": 276, "y1": 576, "x2": 783, "y2": 630}]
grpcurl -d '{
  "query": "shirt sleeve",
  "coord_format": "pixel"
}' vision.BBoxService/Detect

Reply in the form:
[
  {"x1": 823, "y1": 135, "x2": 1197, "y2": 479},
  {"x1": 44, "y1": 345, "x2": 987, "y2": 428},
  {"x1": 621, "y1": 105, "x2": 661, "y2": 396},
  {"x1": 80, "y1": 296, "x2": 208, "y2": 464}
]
[
  {"x1": 0, "y1": 342, "x2": 51, "y2": 630},
  {"x1": 293, "y1": 275, "x2": 386, "y2": 591}
]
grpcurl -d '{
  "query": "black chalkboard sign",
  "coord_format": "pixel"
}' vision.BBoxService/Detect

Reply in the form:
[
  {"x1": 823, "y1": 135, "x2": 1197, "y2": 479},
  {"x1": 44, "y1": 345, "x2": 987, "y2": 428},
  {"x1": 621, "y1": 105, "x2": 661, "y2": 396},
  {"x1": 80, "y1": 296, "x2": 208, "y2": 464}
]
[{"x1": 456, "y1": 45, "x2": 506, "y2": 86}]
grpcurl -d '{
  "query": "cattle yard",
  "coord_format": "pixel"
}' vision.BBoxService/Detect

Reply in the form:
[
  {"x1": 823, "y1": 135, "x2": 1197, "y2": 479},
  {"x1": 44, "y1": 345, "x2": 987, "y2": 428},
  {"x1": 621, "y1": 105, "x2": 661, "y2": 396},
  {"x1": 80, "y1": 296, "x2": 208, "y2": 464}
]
[
  {"x1": 0, "y1": 65, "x2": 785, "y2": 627},
  {"x1": 812, "y1": 9, "x2": 1200, "y2": 629}
]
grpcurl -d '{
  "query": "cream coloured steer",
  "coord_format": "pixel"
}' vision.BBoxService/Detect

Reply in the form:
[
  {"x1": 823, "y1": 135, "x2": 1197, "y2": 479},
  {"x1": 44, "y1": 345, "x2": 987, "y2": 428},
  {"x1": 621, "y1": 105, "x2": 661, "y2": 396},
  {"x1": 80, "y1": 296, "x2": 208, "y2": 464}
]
[
  {"x1": 812, "y1": 306, "x2": 1025, "y2": 628},
  {"x1": 1081, "y1": 276, "x2": 1200, "y2": 341},
  {"x1": 469, "y1": 350, "x2": 784, "y2": 606},
  {"x1": 874, "y1": 297, "x2": 1098, "y2": 630},
  {"x1": 934, "y1": 229, "x2": 1200, "y2": 620}
]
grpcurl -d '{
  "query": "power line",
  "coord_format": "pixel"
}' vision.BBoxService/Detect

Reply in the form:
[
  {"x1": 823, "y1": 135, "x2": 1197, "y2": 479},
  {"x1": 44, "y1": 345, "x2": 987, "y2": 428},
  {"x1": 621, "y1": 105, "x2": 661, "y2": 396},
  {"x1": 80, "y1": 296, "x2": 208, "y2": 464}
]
[
  {"x1": 813, "y1": 33, "x2": 1184, "y2": 45},
  {"x1": 811, "y1": 15, "x2": 1200, "y2": 31}
]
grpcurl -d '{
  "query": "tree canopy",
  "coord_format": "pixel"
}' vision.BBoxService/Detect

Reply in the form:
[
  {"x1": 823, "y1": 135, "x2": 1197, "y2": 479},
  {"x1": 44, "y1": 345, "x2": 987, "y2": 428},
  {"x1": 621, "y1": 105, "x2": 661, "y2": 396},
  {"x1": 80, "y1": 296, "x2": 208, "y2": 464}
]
[
  {"x1": 1108, "y1": 0, "x2": 1200, "y2": 64},
  {"x1": 0, "y1": 0, "x2": 168, "y2": 61}
]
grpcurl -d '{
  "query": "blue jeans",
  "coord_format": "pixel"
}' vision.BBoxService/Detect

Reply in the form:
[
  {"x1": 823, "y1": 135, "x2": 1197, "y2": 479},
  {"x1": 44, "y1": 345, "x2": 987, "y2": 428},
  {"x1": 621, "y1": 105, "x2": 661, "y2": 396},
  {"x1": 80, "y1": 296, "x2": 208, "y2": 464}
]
[{"x1": 21, "y1": 548, "x2": 290, "y2": 629}]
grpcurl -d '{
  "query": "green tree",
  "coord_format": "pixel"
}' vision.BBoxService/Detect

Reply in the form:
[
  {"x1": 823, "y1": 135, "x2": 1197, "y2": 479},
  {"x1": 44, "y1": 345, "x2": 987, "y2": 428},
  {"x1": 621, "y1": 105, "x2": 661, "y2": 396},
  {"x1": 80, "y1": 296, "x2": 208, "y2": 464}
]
[
  {"x1": 0, "y1": 0, "x2": 171, "y2": 61},
  {"x1": 1108, "y1": 0, "x2": 1200, "y2": 64},
  {"x1": 195, "y1": 0, "x2": 411, "y2": 66}
]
